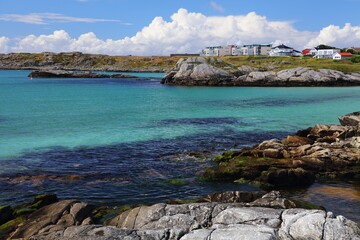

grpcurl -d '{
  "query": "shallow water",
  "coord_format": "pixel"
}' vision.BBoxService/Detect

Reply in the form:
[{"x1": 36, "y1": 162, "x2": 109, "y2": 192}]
[{"x1": 0, "y1": 70, "x2": 359, "y2": 222}]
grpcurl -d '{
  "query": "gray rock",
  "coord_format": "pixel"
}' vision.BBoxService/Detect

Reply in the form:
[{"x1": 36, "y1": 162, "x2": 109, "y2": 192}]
[
  {"x1": 213, "y1": 207, "x2": 282, "y2": 228},
  {"x1": 11, "y1": 200, "x2": 93, "y2": 239},
  {"x1": 324, "y1": 215, "x2": 360, "y2": 240},
  {"x1": 339, "y1": 112, "x2": 360, "y2": 126},
  {"x1": 279, "y1": 209, "x2": 326, "y2": 240},
  {"x1": 210, "y1": 224, "x2": 277, "y2": 240},
  {"x1": 246, "y1": 71, "x2": 276, "y2": 82}
]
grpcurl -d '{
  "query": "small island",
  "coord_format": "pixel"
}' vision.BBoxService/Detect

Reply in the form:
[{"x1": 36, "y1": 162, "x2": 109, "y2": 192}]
[{"x1": 28, "y1": 70, "x2": 139, "y2": 79}]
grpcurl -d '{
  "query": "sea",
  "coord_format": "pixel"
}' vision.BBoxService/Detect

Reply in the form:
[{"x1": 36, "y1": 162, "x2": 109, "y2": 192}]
[{"x1": 0, "y1": 70, "x2": 359, "y2": 222}]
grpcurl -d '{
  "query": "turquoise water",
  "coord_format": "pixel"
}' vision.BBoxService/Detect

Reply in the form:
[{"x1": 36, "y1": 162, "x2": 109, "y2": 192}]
[
  {"x1": 1, "y1": 70, "x2": 359, "y2": 159},
  {"x1": 0, "y1": 70, "x2": 360, "y2": 221}
]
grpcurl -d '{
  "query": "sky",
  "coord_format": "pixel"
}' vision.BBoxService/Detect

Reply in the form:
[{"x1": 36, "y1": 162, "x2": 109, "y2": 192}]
[{"x1": 0, "y1": 0, "x2": 359, "y2": 55}]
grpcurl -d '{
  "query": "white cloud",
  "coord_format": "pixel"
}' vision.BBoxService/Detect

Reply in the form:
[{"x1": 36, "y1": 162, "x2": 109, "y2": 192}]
[
  {"x1": 0, "y1": 13, "x2": 129, "y2": 25},
  {"x1": 4, "y1": 9, "x2": 360, "y2": 55},
  {"x1": 306, "y1": 23, "x2": 360, "y2": 48},
  {"x1": 210, "y1": 1, "x2": 225, "y2": 12},
  {"x1": 0, "y1": 37, "x2": 9, "y2": 53}
]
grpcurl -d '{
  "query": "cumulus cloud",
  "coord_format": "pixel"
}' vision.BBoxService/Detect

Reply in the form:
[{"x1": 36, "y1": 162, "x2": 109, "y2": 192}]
[
  {"x1": 306, "y1": 23, "x2": 360, "y2": 48},
  {"x1": 0, "y1": 37, "x2": 9, "y2": 53},
  {"x1": 0, "y1": 13, "x2": 129, "y2": 25},
  {"x1": 4, "y1": 9, "x2": 360, "y2": 55}
]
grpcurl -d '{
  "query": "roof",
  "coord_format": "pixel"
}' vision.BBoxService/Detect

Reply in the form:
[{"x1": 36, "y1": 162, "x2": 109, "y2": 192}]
[
  {"x1": 338, "y1": 52, "x2": 353, "y2": 57},
  {"x1": 302, "y1": 49, "x2": 311, "y2": 54},
  {"x1": 272, "y1": 44, "x2": 293, "y2": 49}
]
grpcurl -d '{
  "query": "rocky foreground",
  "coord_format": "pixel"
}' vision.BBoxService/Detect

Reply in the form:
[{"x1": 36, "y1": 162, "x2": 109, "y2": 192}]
[
  {"x1": 162, "y1": 57, "x2": 360, "y2": 86},
  {"x1": 202, "y1": 112, "x2": 360, "y2": 187},
  {"x1": 1, "y1": 191, "x2": 359, "y2": 240},
  {"x1": 28, "y1": 70, "x2": 139, "y2": 79}
]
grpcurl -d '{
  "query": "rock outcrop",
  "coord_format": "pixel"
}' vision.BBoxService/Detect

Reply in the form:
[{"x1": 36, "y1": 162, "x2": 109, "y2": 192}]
[
  {"x1": 28, "y1": 70, "x2": 138, "y2": 79},
  {"x1": 161, "y1": 57, "x2": 234, "y2": 85},
  {"x1": 24, "y1": 192, "x2": 359, "y2": 240},
  {"x1": 202, "y1": 112, "x2": 360, "y2": 186},
  {"x1": 161, "y1": 58, "x2": 360, "y2": 86}
]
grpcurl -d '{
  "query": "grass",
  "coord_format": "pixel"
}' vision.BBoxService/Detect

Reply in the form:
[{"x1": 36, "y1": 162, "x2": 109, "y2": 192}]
[
  {"x1": 2, "y1": 52, "x2": 360, "y2": 73},
  {"x1": 220, "y1": 55, "x2": 360, "y2": 73}
]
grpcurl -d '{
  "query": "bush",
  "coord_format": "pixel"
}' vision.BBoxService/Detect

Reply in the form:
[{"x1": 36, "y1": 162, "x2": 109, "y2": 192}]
[{"x1": 350, "y1": 55, "x2": 360, "y2": 63}]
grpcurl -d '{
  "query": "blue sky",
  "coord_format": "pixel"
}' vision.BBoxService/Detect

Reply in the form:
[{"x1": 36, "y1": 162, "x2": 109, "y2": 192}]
[{"x1": 0, "y1": 0, "x2": 359, "y2": 55}]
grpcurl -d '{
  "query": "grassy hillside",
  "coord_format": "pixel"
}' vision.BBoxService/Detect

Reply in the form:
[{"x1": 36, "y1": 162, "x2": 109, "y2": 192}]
[
  {"x1": 221, "y1": 55, "x2": 360, "y2": 73},
  {"x1": 0, "y1": 52, "x2": 359, "y2": 73}
]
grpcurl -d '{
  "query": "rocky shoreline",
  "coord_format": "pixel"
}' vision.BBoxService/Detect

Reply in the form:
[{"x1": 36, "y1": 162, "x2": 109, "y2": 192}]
[
  {"x1": 201, "y1": 112, "x2": 360, "y2": 188},
  {"x1": 1, "y1": 112, "x2": 359, "y2": 239},
  {"x1": 1, "y1": 191, "x2": 359, "y2": 240},
  {"x1": 162, "y1": 57, "x2": 360, "y2": 86}
]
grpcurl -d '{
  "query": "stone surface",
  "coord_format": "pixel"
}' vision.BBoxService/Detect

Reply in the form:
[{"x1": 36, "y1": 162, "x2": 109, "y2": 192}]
[
  {"x1": 27, "y1": 192, "x2": 360, "y2": 240},
  {"x1": 162, "y1": 58, "x2": 360, "y2": 86},
  {"x1": 162, "y1": 57, "x2": 233, "y2": 85},
  {"x1": 202, "y1": 112, "x2": 360, "y2": 186},
  {"x1": 339, "y1": 112, "x2": 360, "y2": 127},
  {"x1": 0, "y1": 205, "x2": 14, "y2": 225},
  {"x1": 10, "y1": 200, "x2": 94, "y2": 239},
  {"x1": 28, "y1": 70, "x2": 139, "y2": 79}
]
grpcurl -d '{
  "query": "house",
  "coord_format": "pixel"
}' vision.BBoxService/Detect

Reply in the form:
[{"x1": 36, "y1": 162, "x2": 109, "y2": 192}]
[
  {"x1": 333, "y1": 52, "x2": 353, "y2": 60},
  {"x1": 302, "y1": 48, "x2": 318, "y2": 56},
  {"x1": 269, "y1": 44, "x2": 298, "y2": 57},
  {"x1": 240, "y1": 44, "x2": 272, "y2": 56},
  {"x1": 314, "y1": 49, "x2": 340, "y2": 59},
  {"x1": 201, "y1": 45, "x2": 236, "y2": 56}
]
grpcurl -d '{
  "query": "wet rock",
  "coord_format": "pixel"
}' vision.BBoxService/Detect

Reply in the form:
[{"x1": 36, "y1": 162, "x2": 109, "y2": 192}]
[
  {"x1": 202, "y1": 191, "x2": 261, "y2": 203},
  {"x1": 28, "y1": 70, "x2": 139, "y2": 78},
  {"x1": 0, "y1": 205, "x2": 14, "y2": 225},
  {"x1": 339, "y1": 111, "x2": 360, "y2": 126},
  {"x1": 10, "y1": 200, "x2": 94, "y2": 239},
  {"x1": 202, "y1": 112, "x2": 360, "y2": 187},
  {"x1": 263, "y1": 168, "x2": 315, "y2": 187}
]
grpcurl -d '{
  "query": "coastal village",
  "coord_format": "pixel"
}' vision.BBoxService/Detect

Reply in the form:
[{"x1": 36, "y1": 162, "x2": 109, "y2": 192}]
[{"x1": 199, "y1": 43, "x2": 359, "y2": 60}]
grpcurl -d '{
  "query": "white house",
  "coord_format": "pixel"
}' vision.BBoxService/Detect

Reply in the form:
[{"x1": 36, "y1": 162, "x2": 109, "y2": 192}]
[
  {"x1": 201, "y1": 45, "x2": 237, "y2": 56},
  {"x1": 269, "y1": 44, "x2": 297, "y2": 57},
  {"x1": 333, "y1": 52, "x2": 353, "y2": 60},
  {"x1": 314, "y1": 49, "x2": 340, "y2": 59}
]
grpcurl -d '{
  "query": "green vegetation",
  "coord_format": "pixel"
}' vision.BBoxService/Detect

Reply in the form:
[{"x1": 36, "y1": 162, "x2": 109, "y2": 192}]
[
  {"x1": 221, "y1": 55, "x2": 360, "y2": 73},
  {"x1": 1, "y1": 52, "x2": 359, "y2": 73},
  {"x1": 164, "y1": 178, "x2": 189, "y2": 186}
]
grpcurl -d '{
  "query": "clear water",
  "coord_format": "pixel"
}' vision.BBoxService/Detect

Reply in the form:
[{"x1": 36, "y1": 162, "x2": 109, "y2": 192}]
[{"x1": 0, "y1": 70, "x2": 359, "y2": 222}]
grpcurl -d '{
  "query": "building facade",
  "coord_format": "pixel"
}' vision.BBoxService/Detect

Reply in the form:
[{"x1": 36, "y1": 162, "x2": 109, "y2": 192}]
[
  {"x1": 315, "y1": 49, "x2": 340, "y2": 59},
  {"x1": 269, "y1": 44, "x2": 297, "y2": 57}
]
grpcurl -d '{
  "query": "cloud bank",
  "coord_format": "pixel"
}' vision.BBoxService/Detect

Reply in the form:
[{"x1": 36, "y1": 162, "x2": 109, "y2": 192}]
[{"x1": 1, "y1": 9, "x2": 360, "y2": 55}]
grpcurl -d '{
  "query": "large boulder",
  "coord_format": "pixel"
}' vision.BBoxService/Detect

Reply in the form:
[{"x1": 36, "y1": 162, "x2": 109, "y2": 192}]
[
  {"x1": 10, "y1": 200, "x2": 94, "y2": 239},
  {"x1": 339, "y1": 112, "x2": 360, "y2": 126},
  {"x1": 162, "y1": 57, "x2": 234, "y2": 85}
]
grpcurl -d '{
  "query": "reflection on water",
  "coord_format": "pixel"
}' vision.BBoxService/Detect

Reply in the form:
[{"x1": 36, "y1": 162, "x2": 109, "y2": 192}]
[{"x1": 283, "y1": 181, "x2": 360, "y2": 224}]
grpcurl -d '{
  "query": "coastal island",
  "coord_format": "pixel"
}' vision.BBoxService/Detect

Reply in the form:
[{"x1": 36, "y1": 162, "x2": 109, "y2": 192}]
[{"x1": 1, "y1": 112, "x2": 359, "y2": 239}]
